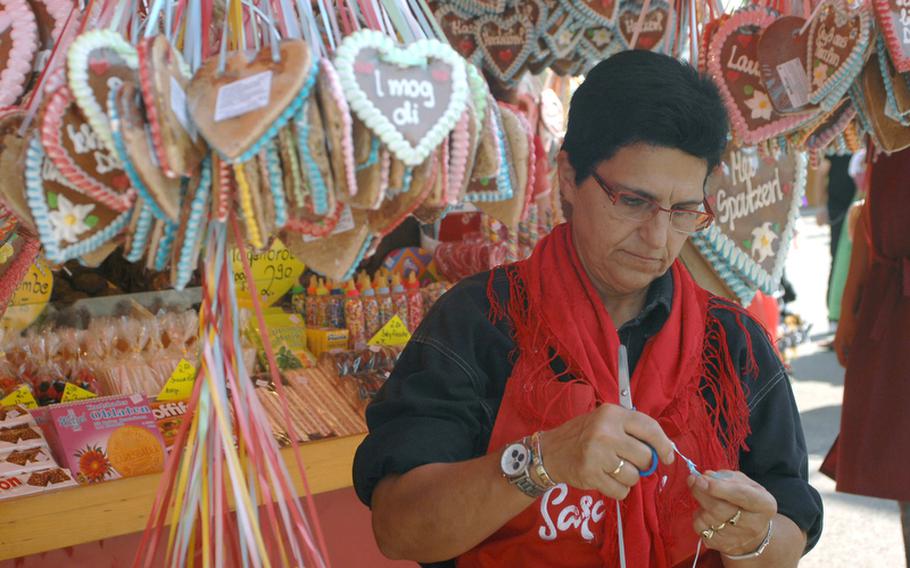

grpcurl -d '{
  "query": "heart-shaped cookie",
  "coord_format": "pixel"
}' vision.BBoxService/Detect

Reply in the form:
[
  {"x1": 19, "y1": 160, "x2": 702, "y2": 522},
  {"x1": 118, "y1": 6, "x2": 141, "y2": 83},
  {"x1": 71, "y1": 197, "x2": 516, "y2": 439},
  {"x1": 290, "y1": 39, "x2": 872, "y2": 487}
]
[
  {"x1": 335, "y1": 30, "x2": 469, "y2": 167},
  {"x1": 690, "y1": 143, "x2": 806, "y2": 304},
  {"x1": 24, "y1": 135, "x2": 130, "y2": 263},
  {"x1": 707, "y1": 9, "x2": 816, "y2": 145},
  {"x1": 876, "y1": 35, "x2": 910, "y2": 123},
  {"x1": 108, "y1": 81, "x2": 182, "y2": 222},
  {"x1": 368, "y1": 153, "x2": 436, "y2": 237},
  {"x1": 294, "y1": 97, "x2": 334, "y2": 216},
  {"x1": 0, "y1": 108, "x2": 36, "y2": 230},
  {"x1": 66, "y1": 29, "x2": 139, "y2": 154},
  {"x1": 578, "y1": 25, "x2": 619, "y2": 60},
  {"x1": 477, "y1": 104, "x2": 533, "y2": 227},
  {"x1": 27, "y1": 0, "x2": 73, "y2": 74},
  {"x1": 171, "y1": 158, "x2": 211, "y2": 290},
  {"x1": 797, "y1": 97, "x2": 856, "y2": 151},
  {"x1": 564, "y1": 0, "x2": 618, "y2": 27},
  {"x1": 757, "y1": 16, "x2": 816, "y2": 113},
  {"x1": 188, "y1": 39, "x2": 314, "y2": 163},
  {"x1": 0, "y1": 0, "x2": 38, "y2": 106},
  {"x1": 40, "y1": 82, "x2": 135, "y2": 212},
  {"x1": 541, "y1": 7, "x2": 584, "y2": 59},
  {"x1": 476, "y1": 13, "x2": 534, "y2": 85},
  {"x1": 315, "y1": 58, "x2": 357, "y2": 198},
  {"x1": 861, "y1": 55, "x2": 910, "y2": 152},
  {"x1": 137, "y1": 35, "x2": 207, "y2": 178},
  {"x1": 806, "y1": 0, "x2": 872, "y2": 110},
  {"x1": 282, "y1": 209, "x2": 373, "y2": 282},
  {"x1": 432, "y1": 2, "x2": 482, "y2": 63},
  {"x1": 616, "y1": 0, "x2": 673, "y2": 51},
  {"x1": 874, "y1": 0, "x2": 910, "y2": 73}
]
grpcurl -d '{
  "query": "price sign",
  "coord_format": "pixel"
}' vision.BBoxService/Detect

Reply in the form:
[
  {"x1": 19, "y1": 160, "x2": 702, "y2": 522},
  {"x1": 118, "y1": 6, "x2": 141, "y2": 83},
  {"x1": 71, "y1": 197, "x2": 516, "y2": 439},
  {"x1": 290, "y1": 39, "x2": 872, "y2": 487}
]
[
  {"x1": 0, "y1": 385, "x2": 38, "y2": 409},
  {"x1": 157, "y1": 359, "x2": 197, "y2": 401},
  {"x1": 231, "y1": 239, "x2": 306, "y2": 308},
  {"x1": 61, "y1": 383, "x2": 97, "y2": 402},
  {"x1": 0, "y1": 259, "x2": 53, "y2": 333},
  {"x1": 367, "y1": 316, "x2": 412, "y2": 347}
]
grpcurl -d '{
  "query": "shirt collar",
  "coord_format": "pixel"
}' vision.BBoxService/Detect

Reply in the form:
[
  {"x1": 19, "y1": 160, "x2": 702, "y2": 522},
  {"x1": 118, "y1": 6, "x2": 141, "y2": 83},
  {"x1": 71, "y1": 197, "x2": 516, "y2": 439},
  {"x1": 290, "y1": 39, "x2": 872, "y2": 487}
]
[{"x1": 617, "y1": 269, "x2": 673, "y2": 337}]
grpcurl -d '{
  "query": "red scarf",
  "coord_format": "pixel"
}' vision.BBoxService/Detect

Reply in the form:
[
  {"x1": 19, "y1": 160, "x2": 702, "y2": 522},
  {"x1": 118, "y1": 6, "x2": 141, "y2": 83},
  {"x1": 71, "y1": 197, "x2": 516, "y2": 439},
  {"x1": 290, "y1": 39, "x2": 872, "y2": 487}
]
[{"x1": 457, "y1": 223, "x2": 755, "y2": 567}]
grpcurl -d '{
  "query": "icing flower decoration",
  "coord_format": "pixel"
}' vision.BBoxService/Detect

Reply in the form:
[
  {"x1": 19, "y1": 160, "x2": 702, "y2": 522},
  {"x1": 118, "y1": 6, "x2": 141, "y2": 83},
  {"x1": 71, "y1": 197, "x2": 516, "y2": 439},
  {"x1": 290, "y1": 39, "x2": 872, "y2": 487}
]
[
  {"x1": 589, "y1": 28, "x2": 612, "y2": 47},
  {"x1": 0, "y1": 242, "x2": 14, "y2": 264},
  {"x1": 48, "y1": 194, "x2": 95, "y2": 244},
  {"x1": 750, "y1": 222, "x2": 778, "y2": 262},
  {"x1": 744, "y1": 91, "x2": 773, "y2": 121},
  {"x1": 557, "y1": 29, "x2": 576, "y2": 47},
  {"x1": 813, "y1": 63, "x2": 829, "y2": 88}
]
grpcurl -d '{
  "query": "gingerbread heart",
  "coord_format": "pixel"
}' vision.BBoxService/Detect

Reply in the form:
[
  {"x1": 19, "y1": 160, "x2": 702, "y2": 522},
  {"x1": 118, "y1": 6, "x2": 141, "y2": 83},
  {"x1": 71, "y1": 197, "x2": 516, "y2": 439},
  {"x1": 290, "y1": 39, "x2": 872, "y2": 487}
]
[
  {"x1": 541, "y1": 7, "x2": 584, "y2": 59},
  {"x1": 66, "y1": 29, "x2": 139, "y2": 153},
  {"x1": 874, "y1": 0, "x2": 910, "y2": 73},
  {"x1": 24, "y1": 135, "x2": 130, "y2": 263},
  {"x1": 690, "y1": 143, "x2": 806, "y2": 304},
  {"x1": 108, "y1": 81, "x2": 182, "y2": 222},
  {"x1": 0, "y1": 108, "x2": 35, "y2": 230},
  {"x1": 616, "y1": 0, "x2": 673, "y2": 52},
  {"x1": 315, "y1": 58, "x2": 357, "y2": 199},
  {"x1": 876, "y1": 35, "x2": 910, "y2": 122},
  {"x1": 861, "y1": 55, "x2": 910, "y2": 152},
  {"x1": 476, "y1": 13, "x2": 534, "y2": 85},
  {"x1": 293, "y1": 97, "x2": 334, "y2": 216},
  {"x1": 171, "y1": 158, "x2": 211, "y2": 290},
  {"x1": 432, "y1": 3, "x2": 482, "y2": 63},
  {"x1": 27, "y1": 0, "x2": 73, "y2": 73},
  {"x1": 0, "y1": 0, "x2": 38, "y2": 106},
  {"x1": 797, "y1": 97, "x2": 856, "y2": 151},
  {"x1": 336, "y1": 30, "x2": 469, "y2": 167},
  {"x1": 282, "y1": 209, "x2": 373, "y2": 282},
  {"x1": 188, "y1": 39, "x2": 314, "y2": 163},
  {"x1": 757, "y1": 16, "x2": 815, "y2": 113},
  {"x1": 137, "y1": 34, "x2": 206, "y2": 178},
  {"x1": 367, "y1": 153, "x2": 436, "y2": 237},
  {"x1": 340, "y1": 117, "x2": 387, "y2": 210},
  {"x1": 578, "y1": 25, "x2": 619, "y2": 60},
  {"x1": 707, "y1": 9, "x2": 816, "y2": 145},
  {"x1": 476, "y1": 104, "x2": 533, "y2": 227},
  {"x1": 40, "y1": 82, "x2": 135, "y2": 212},
  {"x1": 564, "y1": 0, "x2": 618, "y2": 27},
  {"x1": 806, "y1": 0, "x2": 872, "y2": 110}
]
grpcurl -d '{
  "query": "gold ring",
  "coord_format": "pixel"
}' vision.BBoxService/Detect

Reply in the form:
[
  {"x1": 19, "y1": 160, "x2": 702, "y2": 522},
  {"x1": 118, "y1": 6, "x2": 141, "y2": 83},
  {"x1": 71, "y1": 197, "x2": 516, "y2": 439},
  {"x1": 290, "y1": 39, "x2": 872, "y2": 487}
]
[
  {"x1": 712, "y1": 522, "x2": 726, "y2": 531},
  {"x1": 609, "y1": 459, "x2": 625, "y2": 476},
  {"x1": 701, "y1": 528, "x2": 715, "y2": 540},
  {"x1": 727, "y1": 509, "x2": 742, "y2": 526}
]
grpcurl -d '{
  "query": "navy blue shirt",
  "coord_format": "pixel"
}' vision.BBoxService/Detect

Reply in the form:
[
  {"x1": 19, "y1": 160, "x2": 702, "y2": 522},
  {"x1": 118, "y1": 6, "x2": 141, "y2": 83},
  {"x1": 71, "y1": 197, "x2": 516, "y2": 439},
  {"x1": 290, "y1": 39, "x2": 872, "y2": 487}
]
[{"x1": 354, "y1": 269, "x2": 823, "y2": 564}]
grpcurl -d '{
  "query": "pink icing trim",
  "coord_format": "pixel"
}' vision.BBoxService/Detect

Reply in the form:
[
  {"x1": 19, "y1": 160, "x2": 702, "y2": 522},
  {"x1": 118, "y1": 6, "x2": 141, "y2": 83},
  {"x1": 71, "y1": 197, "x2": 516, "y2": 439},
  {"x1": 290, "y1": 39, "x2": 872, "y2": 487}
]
[
  {"x1": 804, "y1": 101, "x2": 857, "y2": 150},
  {"x1": 0, "y1": 0, "x2": 38, "y2": 106},
  {"x1": 707, "y1": 9, "x2": 815, "y2": 145},
  {"x1": 137, "y1": 37, "x2": 178, "y2": 179},
  {"x1": 440, "y1": 138, "x2": 450, "y2": 204},
  {"x1": 39, "y1": 85, "x2": 135, "y2": 212},
  {"x1": 319, "y1": 59, "x2": 358, "y2": 197},
  {"x1": 0, "y1": 234, "x2": 39, "y2": 316},
  {"x1": 285, "y1": 202, "x2": 343, "y2": 236},
  {"x1": 32, "y1": 0, "x2": 72, "y2": 43},
  {"x1": 215, "y1": 159, "x2": 232, "y2": 222},
  {"x1": 446, "y1": 111, "x2": 470, "y2": 205},
  {"x1": 875, "y1": 0, "x2": 910, "y2": 73},
  {"x1": 501, "y1": 103, "x2": 536, "y2": 221}
]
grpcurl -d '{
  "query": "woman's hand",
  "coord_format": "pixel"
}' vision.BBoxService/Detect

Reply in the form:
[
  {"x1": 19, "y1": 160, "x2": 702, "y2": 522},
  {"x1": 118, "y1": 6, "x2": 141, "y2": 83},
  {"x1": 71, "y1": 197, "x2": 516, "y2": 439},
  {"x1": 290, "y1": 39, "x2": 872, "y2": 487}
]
[
  {"x1": 688, "y1": 470, "x2": 777, "y2": 557},
  {"x1": 833, "y1": 311, "x2": 857, "y2": 367},
  {"x1": 539, "y1": 403, "x2": 675, "y2": 500}
]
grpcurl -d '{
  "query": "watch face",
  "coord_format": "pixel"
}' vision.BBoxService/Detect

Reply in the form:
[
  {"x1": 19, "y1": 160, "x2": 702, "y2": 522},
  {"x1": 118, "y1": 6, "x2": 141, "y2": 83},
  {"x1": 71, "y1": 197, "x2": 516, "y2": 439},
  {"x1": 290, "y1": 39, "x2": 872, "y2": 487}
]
[{"x1": 501, "y1": 443, "x2": 530, "y2": 477}]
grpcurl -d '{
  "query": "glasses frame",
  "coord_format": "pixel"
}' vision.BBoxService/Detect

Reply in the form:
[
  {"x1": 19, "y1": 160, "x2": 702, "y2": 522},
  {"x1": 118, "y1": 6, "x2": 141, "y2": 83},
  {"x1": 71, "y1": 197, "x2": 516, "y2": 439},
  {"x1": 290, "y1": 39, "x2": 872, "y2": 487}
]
[{"x1": 590, "y1": 172, "x2": 715, "y2": 234}]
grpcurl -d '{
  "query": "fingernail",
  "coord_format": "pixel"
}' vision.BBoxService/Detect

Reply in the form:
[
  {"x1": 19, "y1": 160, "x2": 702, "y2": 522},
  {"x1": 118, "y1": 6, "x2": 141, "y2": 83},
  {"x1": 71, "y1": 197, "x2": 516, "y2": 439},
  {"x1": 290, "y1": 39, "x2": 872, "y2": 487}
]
[
  {"x1": 696, "y1": 476, "x2": 709, "y2": 490},
  {"x1": 665, "y1": 451, "x2": 675, "y2": 464}
]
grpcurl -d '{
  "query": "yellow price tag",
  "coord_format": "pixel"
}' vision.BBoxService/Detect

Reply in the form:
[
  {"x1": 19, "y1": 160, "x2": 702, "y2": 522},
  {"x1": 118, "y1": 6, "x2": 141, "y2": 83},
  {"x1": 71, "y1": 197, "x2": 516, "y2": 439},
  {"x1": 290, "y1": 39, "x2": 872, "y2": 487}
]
[
  {"x1": 0, "y1": 385, "x2": 38, "y2": 409},
  {"x1": 367, "y1": 315, "x2": 412, "y2": 347},
  {"x1": 0, "y1": 259, "x2": 53, "y2": 333},
  {"x1": 61, "y1": 383, "x2": 97, "y2": 402},
  {"x1": 231, "y1": 239, "x2": 305, "y2": 308},
  {"x1": 157, "y1": 359, "x2": 197, "y2": 401}
]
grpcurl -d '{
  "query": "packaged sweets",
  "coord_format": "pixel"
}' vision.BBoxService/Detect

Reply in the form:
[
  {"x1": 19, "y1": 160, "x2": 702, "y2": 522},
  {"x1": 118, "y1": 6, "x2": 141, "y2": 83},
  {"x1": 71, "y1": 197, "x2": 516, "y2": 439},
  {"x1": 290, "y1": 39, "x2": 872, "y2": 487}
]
[
  {"x1": 45, "y1": 394, "x2": 166, "y2": 484},
  {"x1": 0, "y1": 467, "x2": 78, "y2": 500},
  {"x1": 405, "y1": 272, "x2": 424, "y2": 331},
  {"x1": 344, "y1": 282, "x2": 366, "y2": 350},
  {"x1": 390, "y1": 274, "x2": 409, "y2": 330},
  {"x1": 151, "y1": 400, "x2": 189, "y2": 452},
  {"x1": 0, "y1": 443, "x2": 56, "y2": 476},
  {"x1": 361, "y1": 280, "x2": 381, "y2": 341}
]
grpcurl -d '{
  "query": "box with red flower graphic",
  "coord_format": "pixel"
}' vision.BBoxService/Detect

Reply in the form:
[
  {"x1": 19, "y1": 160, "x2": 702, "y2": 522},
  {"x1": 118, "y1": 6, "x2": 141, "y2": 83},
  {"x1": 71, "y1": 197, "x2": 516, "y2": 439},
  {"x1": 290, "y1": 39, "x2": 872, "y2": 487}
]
[{"x1": 45, "y1": 394, "x2": 166, "y2": 484}]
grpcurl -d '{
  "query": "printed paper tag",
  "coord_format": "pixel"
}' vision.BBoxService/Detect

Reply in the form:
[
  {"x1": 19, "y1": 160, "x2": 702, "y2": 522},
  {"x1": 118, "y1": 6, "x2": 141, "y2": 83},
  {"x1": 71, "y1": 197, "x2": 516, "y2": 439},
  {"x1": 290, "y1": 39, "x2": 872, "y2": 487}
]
[
  {"x1": 214, "y1": 70, "x2": 273, "y2": 122},
  {"x1": 368, "y1": 315, "x2": 412, "y2": 347},
  {"x1": 61, "y1": 383, "x2": 97, "y2": 402},
  {"x1": 302, "y1": 206, "x2": 356, "y2": 242},
  {"x1": 0, "y1": 386, "x2": 38, "y2": 409},
  {"x1": 170, "y1": 76, "x2": 191, "y2": 134},
  {"x1": 157, "y1": 359, "x2": 197, "y2": 401},
  {"x1": 231, "y1": 238, "x2": 306, "y2": 307},
  {"x1": 776, "y1": 58, "x2": 811, "y2": 109}
]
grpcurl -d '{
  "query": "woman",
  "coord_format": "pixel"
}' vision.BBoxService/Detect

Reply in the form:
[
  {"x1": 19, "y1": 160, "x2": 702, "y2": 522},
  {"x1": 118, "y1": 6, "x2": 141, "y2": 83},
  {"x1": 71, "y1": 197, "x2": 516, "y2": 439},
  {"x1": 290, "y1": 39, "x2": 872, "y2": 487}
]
[
  {"x1": 833, "y1": 147, "x2": 910, "y2": 566},
  {"x1": 354, "y1": 51, "x2": 822, "y2": 567}
]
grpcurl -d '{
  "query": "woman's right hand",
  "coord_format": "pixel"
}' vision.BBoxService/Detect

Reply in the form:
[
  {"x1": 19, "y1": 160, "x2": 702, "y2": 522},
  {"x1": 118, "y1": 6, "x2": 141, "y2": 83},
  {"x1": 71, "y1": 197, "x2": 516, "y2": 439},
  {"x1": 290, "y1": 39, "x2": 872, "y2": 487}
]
[
  {"x1": 834, "y1": 312, "x2": 857, "y2": 367},
  {"x1": 538, "y1": 403, "x2": 675, "y2": 500}
]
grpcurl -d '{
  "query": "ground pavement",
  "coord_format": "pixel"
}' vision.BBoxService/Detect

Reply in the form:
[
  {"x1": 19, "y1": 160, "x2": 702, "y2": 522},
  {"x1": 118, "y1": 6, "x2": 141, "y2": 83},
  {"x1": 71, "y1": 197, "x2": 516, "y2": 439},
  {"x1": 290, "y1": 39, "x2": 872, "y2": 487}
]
[{"x1": 783, "y1": 211, "x2": 904, "y2": 567}]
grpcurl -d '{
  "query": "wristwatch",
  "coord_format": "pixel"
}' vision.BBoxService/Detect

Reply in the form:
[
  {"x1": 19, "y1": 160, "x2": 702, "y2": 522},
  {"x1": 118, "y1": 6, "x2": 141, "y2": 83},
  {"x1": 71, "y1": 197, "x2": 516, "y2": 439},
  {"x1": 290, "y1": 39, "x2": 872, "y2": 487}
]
[
  {"x1": 723, "y1": 519, "x2": 774, "y2": 561},
  {"x1": 500, "y1": 438, "x2": 546, "y2": 498}
]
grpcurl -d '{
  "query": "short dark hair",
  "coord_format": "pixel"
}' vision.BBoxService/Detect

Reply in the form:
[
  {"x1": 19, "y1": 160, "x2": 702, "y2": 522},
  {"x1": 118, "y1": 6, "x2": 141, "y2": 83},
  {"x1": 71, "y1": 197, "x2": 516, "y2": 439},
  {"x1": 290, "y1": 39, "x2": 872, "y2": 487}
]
[{"x1": 562, "y1": 50, "x2": 729, "y2": 184}]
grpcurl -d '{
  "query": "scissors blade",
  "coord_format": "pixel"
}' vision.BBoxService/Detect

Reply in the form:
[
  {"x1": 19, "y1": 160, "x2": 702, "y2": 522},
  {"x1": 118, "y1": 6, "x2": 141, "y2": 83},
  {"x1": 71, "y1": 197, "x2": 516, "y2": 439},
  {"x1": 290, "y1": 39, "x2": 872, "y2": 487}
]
[{"x1": 618, "y1": 344, "x2": 633, "y2": 410}]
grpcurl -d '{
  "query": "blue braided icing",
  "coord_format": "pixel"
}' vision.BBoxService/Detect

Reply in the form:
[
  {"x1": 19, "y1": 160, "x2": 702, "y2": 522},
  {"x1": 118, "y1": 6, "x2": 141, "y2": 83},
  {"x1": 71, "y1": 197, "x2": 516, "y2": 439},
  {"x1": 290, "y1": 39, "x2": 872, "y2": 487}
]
[
  {"x1": 126, "y1": 202, "x2": 154, "y2": 263},
  {"x1": 294, "y1": 104, "x2": 330, "y2": 216},
  {"x1": 224, "y1": 59, "x2": 320, "y2": 165},
  {"x1": 355, "y1": 137, "x2": 381, "y2": 172},
  {"x1": 264, "y1": 140, "x2": 288, "y2": 228},
  {"x1": 341, "y1": 235, "x2": 374, "y2": 281},
  {"x1": 155, "y1": 220, "x2": 178, "y2": 271},
  {"x1": 175, "y1": 157, "x2": 212, "y2": 290}
]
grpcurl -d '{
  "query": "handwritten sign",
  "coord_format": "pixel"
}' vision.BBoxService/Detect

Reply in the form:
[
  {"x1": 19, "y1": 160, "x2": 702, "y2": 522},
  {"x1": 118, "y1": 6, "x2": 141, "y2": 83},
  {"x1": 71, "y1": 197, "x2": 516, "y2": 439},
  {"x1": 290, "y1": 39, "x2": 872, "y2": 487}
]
[
  {"x1": 0, "y1": 259, "x2": 53, "y2": 333},
  {"x1": 61, "y1": 383, "x2": 97, "y2": 402},
  {"x1": 231, "y1": 239, "x2": 306, "y2": 308},
  {"x1": 157, "y1": 359, "x2": 197, "y2": 401},
  {"x1": 368, "y1": 315, "x2": 412, "y2": 347},
  {"x1": 0, "y1": 386, "x2": 38, "y2": 409}
]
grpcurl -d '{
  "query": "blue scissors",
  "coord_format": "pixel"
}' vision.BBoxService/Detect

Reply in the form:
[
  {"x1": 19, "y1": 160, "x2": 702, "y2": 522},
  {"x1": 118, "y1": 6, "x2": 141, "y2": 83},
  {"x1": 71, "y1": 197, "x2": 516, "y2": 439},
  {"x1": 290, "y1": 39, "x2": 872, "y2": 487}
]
[{"x1": 617, "y1": 345, "x2": 659, "y2": 477}]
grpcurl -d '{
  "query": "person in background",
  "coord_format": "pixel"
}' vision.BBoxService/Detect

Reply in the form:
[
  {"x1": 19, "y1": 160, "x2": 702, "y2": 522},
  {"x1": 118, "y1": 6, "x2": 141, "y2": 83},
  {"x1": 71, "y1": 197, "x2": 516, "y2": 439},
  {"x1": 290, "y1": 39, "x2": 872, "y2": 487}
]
[
  {"x1": 821, "y1": 155, "x2": 858, "y2": 328},
  {"x1": 833, "y1": 147, "x2": 910, "y2": 567},
  {"x1": 354, "y1": 51, "x2": 822, "y2": 567}
]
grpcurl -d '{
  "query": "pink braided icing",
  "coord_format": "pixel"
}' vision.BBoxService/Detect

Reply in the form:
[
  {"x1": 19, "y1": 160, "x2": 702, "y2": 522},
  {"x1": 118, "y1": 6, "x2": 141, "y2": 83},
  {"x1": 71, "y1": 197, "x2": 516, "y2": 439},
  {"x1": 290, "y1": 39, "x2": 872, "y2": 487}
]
[
  {"x1": 319, "y1": 59, "x2": 358, "y2": 197},
  {"x1": 446, "y1": 111, "x2": 470, "y2": 205},
  {"x1": 0, "y1": 0, "x2": 38, "y2": 106}
]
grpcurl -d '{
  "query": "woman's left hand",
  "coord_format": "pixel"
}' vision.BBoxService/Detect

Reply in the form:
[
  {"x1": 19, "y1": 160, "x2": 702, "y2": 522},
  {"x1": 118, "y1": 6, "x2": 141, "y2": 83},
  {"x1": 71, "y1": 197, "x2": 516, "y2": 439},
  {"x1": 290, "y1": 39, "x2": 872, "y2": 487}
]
[{"x1": 687, "y1": 470, "x2": 777, "y2": 556}]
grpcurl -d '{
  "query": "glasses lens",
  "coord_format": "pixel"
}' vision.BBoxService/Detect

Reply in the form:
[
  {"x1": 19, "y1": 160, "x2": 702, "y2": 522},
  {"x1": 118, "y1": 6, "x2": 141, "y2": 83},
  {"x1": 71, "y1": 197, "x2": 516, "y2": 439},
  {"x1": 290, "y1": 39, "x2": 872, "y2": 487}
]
[
  {"x1": 613, "y1": 193, "x2": 657, "y2": 222},
  {"x1": 671, "y1": 210, "x2": 712, "y2": 233}
]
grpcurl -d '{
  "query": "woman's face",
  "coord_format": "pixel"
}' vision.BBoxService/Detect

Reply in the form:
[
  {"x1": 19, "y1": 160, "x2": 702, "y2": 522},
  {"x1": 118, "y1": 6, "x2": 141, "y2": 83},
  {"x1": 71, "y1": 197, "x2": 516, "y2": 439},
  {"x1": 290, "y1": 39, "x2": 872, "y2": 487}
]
[{"x1": 558, "y1": 143, "x2": 708, "y2": 298}]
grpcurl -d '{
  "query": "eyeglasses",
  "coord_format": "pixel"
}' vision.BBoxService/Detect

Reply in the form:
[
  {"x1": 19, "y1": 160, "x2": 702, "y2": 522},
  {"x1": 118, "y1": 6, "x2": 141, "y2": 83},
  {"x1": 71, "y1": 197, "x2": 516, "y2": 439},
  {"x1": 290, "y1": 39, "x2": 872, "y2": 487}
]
[{"x1": 590, "y1": 172, "x2": 714, "y2": 235}]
